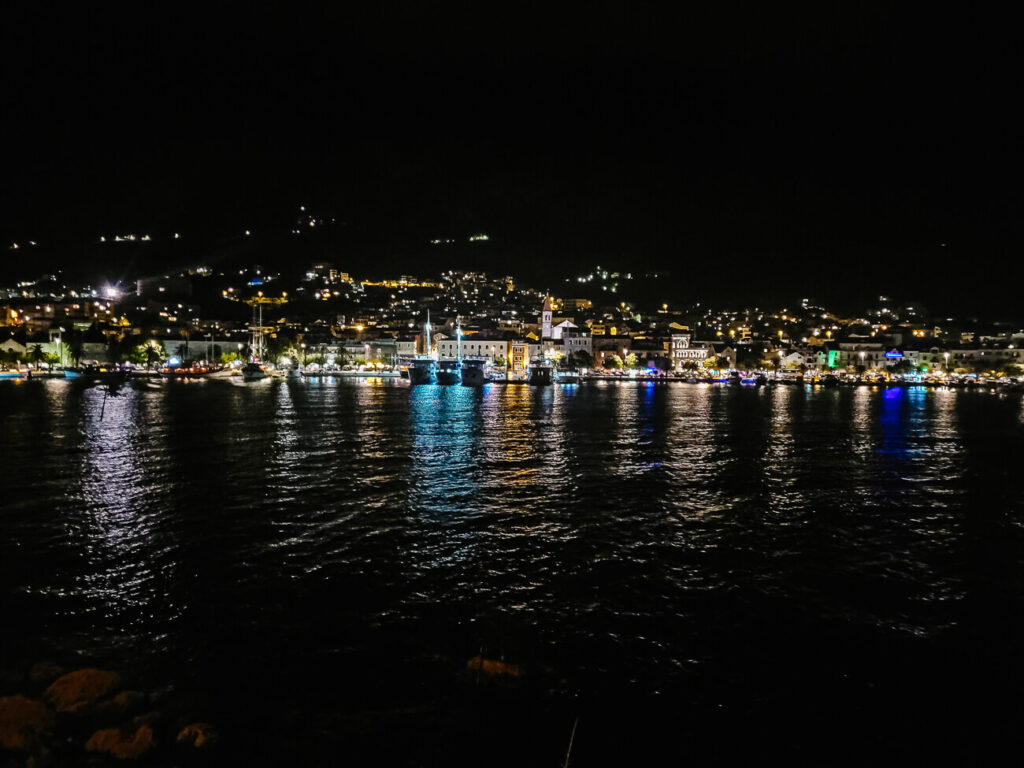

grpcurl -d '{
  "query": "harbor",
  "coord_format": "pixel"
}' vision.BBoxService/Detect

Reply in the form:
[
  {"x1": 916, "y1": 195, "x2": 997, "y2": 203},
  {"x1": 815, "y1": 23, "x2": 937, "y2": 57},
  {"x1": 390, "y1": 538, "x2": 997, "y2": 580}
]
[{"x1": 2, "y1": 373, "x2": 1023, "y2": 765}]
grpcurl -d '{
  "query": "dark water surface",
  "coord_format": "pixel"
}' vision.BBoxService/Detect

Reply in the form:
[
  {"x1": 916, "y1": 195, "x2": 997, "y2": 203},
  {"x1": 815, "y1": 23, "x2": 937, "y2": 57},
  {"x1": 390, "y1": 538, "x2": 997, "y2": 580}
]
[{"x1": 2, "y1": 379, "x2": 1024, "y2": 764}]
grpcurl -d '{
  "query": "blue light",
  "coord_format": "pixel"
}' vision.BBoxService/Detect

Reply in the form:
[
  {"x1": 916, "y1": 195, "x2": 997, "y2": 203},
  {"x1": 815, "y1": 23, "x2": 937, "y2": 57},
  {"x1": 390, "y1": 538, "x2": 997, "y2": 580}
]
[
  {"x1": 167, "y1": 356, "x2": 181, "y2": 366},
  {"x1": 885, "y1": 350, "x2": 903, "y2": 359}
]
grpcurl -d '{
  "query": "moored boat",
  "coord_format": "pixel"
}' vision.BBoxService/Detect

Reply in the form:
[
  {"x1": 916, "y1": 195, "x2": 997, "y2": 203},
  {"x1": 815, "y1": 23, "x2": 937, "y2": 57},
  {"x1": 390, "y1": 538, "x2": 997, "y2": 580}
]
[
  {"x1": 460, "y1": 359, "x2": 486, "y2": 386},
  {"x1": 408, "y1": 358, "x2": 435, "y2": 385},
  {"x1": 436, "y1": 358, "x2": 461, "y2": 385},
  {"x1": 242, "y1": 362, "x2": 266, "y2": 382},
  {"x1": 528, "y1": 362, "x2": 553, "y2": 386}
]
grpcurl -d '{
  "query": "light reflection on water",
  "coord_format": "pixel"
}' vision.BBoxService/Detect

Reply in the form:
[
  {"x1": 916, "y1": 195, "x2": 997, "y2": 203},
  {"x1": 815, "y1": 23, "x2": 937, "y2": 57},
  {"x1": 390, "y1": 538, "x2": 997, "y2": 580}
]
[{"x1": 1, "y1": 378, "x2": 1023, "y2": 756}]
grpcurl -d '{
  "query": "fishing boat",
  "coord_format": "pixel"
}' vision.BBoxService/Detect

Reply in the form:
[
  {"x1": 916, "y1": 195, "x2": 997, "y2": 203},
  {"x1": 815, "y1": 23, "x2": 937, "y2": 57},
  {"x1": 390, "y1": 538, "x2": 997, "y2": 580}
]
[
  {"x1": 528, "y1": 360, "x2": 553, "y2": 386},
  {"x1": 436, "y1": 358, "x2": 461, "y2": 385},
  {"x1": 437, "y1": 317, "x2": 467, "y2": 385},
  {"x1": 408, "y1": 310, "x2": 437, "y2": 385},
  {"x1": 460, "y1": 358, "x2": 486, "y2": 386},
  {"x1": 408, "y1": 358, "x2": 435, "y2": 384}
]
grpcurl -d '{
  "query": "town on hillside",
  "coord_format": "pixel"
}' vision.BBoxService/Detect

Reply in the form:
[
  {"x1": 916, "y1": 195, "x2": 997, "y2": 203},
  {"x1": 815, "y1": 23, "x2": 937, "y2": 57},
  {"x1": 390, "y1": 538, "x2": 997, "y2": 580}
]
[{"x1": 2, "y1": 262, "x2": 1023, "y2": 384}]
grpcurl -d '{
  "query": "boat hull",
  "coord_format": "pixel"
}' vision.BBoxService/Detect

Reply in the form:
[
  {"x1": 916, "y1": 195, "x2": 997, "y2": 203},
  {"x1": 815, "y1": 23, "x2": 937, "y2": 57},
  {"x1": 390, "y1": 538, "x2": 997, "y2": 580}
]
[
  {"x1": 460, "y1": 365, "x2": 485, "y2": 386},
  {"x1": 408, "y1": 364, "x2": 434, "y2": 385},
  {"x1": 436, "y1": 370, "x2": 461, "y2": 385},
  {"x1": 408, "y1": 367, "x2": 434, "y2": 385},
  {"x1": 528, "y1": 366, "x2": 553, "y2": 385},
  {"x1": 242, "y1": 363, "x2": 266, "y2": 382}
]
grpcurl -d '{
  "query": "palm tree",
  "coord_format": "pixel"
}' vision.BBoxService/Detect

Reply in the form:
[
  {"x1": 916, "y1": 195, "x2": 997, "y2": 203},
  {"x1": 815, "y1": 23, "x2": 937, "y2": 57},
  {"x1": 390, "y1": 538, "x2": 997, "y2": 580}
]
[
  {"x1": 67, "y1": 331, "x2": 84, "y2": 366},
  {"x1": 29, "y1": 344, "x2": 44, "y2": 369}
]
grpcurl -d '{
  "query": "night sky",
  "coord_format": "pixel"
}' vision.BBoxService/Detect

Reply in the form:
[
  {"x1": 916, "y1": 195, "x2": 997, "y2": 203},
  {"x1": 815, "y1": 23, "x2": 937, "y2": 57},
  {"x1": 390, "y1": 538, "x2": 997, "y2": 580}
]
[{"x1": 3, "y1": 5, "x2": 1022, "y2": 313}]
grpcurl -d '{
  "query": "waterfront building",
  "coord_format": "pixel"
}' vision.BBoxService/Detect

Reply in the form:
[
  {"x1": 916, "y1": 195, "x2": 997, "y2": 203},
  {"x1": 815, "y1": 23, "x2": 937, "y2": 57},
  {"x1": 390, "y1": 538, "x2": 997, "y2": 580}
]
[
  {"x1": 509, "y1": 341, "x2": 529, "y2": 378},
  {"x1": 395, "y1": 337, "x2": 418, "y2": 358},
  {"x1": 592, "y1": 335, "x2": 634, "y2": 368},
  {"x1": 435, "y1": 337, "x2": 511, "y2": 361},
  {"x1": 550, "y1": 319, "x2": 578, "y2": 340},
  {"x1": 669, "y1": 333, "x2": 722, "y2": 369},
  {"x1": 836, "y1": 342, "x2": 886, "y2": 370},
  {"x1": 560, "y1": 329, "x2": 593, "y2": 358}
]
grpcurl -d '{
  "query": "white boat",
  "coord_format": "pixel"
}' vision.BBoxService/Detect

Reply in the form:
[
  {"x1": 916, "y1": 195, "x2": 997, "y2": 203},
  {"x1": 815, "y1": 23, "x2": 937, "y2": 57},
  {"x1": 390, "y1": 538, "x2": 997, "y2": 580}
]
[{"x1": 242, "y1": 362, "x2": 266, "y2": 382}]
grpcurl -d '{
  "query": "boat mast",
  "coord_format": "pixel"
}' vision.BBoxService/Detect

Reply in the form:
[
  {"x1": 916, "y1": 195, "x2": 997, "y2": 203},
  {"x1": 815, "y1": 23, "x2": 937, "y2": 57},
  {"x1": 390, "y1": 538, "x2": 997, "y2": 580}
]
[
  {"x1": 456, "y1": 316, "x2": 462, "y2": 362},
  {"x1": 245, "y1": 292, "x2": 288, "y2": 364},
  {"x1": 251, "y1": 303, "x2": 260, "y2": 362},
  {"x1": 425, "y1": 310, "x2": 432, "y2": 357}
]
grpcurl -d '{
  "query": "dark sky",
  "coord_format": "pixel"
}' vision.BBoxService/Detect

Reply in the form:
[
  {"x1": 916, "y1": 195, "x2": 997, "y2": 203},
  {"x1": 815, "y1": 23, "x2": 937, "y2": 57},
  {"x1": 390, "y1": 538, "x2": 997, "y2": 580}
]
[{"x1": 3, "y1": 5, "x2": 1022, "y2": 312}]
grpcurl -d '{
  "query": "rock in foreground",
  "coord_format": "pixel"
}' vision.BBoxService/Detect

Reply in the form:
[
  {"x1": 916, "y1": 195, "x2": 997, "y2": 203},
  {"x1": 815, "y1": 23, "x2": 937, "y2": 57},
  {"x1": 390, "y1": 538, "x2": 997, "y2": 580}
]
[
  {"x1": 0, "y1": 695, "x2": 54, "y2": 751},
  {"x1": 85, "y1": 724, "x2": 154, "y2": 759},
  {"x1": 177, "y1": 722, "x2": 218, "y2": 748},
  {"x1": 44, "y1": 668, "x2": 120, "y2": 713}
]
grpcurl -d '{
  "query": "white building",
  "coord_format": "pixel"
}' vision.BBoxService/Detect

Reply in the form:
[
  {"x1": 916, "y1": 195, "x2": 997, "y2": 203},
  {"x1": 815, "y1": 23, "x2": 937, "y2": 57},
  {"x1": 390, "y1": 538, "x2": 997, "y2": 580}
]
[{"x1": 435, "y1": 337, "x2": 510, "y2": 361}]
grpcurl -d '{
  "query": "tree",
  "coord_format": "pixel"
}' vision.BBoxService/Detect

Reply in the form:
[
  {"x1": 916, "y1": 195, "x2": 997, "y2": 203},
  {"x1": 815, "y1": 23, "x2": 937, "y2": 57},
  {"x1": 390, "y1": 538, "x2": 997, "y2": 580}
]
[
  {"x1": 735, "y1": 347, "x2": 761, "y2": 370},
  {"x1": 265, "y1": 329, "x2": 295, "y2": 362},
  {"x1": 998, "y1": 362, "x2": 1022, "y2": 377},
  {"x1": 604, "y1": 354, "x2": 623, "y2": 370},
  {"x1": 623, "y1": 352, "x2": 639, "y2": 369},
  {"x1": 29, "y1": 344, "x2": 45, "y2": 368},
  {"x1": 106, "y1": 335, "x2": 136, "y2": 363},
  {"x1": 129, "y1": 340, "x2": 167, "y2": 369},
  {"x1": 703, "y1": 355, "x2": 730, "y2": 371},
  {"x1": 67, "y1": 330, "x2": 84, "y2": 366},
  {"x1": 567, "y1": 350, "x2": 595, "y2": 369}
]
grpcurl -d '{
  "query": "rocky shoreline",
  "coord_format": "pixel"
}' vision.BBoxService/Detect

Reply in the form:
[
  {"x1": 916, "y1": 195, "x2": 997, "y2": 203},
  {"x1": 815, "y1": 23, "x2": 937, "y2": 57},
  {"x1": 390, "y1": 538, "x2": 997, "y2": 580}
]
[{"x1": 0, "y1": 663, "x2": 216, "y2": 766}]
